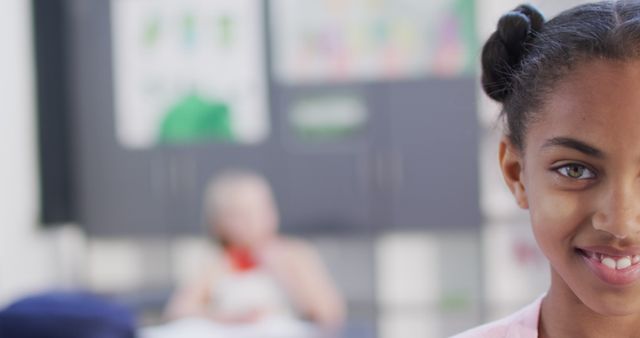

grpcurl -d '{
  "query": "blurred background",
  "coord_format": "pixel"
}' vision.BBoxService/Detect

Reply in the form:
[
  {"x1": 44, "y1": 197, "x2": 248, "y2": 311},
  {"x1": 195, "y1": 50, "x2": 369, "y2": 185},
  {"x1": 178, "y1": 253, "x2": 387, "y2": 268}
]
[{"x1": 0, "y1": 0, "x2": 590, "y2": 337}]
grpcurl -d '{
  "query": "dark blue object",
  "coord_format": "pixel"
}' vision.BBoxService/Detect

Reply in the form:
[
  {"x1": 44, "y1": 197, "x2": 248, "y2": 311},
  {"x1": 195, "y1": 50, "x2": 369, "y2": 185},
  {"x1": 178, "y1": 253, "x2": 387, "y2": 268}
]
[{"x1": 0, "y1": 291, "x2": 136, "y2": 338}]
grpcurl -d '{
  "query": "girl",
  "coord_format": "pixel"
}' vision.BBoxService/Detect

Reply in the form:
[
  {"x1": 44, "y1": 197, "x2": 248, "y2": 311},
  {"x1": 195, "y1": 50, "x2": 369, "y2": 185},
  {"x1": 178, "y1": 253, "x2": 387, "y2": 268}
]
[
  {"x1": 156, "y1": 170, "x2": 345, "y2": 338},
  {"x1": 456, "y1": 1, "x2": 640, "y2": 337}
]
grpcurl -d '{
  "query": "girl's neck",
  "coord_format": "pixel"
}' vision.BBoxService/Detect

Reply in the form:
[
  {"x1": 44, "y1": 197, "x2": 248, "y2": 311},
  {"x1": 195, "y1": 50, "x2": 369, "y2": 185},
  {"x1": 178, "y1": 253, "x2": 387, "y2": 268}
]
[{"x1": 540, "y1": 269, "x2": 640, "y2": 338}]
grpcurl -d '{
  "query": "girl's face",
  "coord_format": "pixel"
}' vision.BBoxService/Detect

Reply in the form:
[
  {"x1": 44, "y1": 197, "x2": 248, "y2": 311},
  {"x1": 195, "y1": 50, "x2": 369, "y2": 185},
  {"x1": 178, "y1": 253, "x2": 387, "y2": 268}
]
[
  {"x1": 500, "y1": 59, "x2": 640, "y2": 316},
  {"x1": 214, "y1": 182, "x2": 279, "y2": 249}
]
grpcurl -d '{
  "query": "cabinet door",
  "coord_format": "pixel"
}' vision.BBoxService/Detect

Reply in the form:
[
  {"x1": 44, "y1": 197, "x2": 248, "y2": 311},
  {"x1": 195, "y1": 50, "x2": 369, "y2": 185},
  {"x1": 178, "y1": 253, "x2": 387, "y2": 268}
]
[
  {"x1": 386, "y1": 78, "x2": 481, "y2": 229},
  {"x1": 271, "y1": 83, "x2": 378, "y2": 233}
]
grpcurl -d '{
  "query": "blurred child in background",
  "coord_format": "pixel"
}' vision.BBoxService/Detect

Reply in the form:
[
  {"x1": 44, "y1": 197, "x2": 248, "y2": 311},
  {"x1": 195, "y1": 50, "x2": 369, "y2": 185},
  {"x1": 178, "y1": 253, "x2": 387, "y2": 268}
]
[{"x1": 149, "y1": 169, "x2": 345, "y2": 338}]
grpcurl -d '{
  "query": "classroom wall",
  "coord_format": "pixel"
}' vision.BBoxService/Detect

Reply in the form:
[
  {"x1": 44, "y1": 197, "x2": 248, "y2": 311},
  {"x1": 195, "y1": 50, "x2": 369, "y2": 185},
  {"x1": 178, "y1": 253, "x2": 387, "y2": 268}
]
[
  {"x1": 0, "y1": 0, "x2": 63, "y2": 306},
  {"x1": 0, "y1": 0, "x2": 585, "y2": 333}
]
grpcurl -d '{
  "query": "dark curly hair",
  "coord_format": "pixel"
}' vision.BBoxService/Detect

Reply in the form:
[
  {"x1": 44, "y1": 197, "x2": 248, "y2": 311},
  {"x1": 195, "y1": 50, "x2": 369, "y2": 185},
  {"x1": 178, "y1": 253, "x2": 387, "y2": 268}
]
[{"x1": 482, "y1": 1, "x2": 640, "y2": 150}]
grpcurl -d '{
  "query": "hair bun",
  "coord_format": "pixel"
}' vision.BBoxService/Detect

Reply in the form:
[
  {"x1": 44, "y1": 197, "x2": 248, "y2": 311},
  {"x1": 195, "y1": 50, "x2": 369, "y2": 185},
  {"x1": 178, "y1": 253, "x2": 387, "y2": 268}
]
[
  {"x1": 481, "y1": 4, "x2": 545, "y2": 102},
  {"x1": 498, "y1": 12, "x2": 532, "y2": 58},
  {"x1": 515, "y1": 4, "x2": 544, "y2": 32}
]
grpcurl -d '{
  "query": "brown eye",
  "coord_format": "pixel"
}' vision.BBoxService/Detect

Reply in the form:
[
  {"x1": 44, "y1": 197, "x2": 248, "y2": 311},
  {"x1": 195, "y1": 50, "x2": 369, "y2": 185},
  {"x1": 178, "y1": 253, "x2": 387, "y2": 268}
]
[{"x1": 557, "y1": 164, "x2": 595, "y2": 180}]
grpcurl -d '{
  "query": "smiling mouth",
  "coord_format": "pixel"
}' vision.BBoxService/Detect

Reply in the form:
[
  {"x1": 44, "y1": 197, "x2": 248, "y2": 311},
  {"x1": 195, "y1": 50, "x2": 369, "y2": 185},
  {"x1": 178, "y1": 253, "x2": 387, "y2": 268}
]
[
  {"x1": 576, "y1": 248, "x2": 640, "y2": 270},
  {"x1": 577, "y1": 248, "x2": 640, "y2": 270},
  {"x1": 576, "y1": 247, "x2": 640, "y2": 286}
]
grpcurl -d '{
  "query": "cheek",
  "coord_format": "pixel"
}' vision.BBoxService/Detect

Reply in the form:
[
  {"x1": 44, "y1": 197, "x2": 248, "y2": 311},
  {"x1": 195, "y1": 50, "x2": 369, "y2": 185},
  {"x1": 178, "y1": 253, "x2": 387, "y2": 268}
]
[
  {"x1": 528, "y1": 186, "x2": 582, "y2": 255},
  {"x1": 532, "y1": 192, "x2": 580, "y2": 226}
]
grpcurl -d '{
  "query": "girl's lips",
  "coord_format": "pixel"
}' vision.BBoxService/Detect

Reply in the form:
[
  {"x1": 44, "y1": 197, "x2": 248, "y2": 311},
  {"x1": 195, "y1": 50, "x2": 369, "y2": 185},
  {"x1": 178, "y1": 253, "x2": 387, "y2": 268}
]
[
  {"x1": 579, "y1": 245, "x2": 640, "y2": 257},
  {"x1": 577, "y1": 248, "x2": 640, "y2": 286}
]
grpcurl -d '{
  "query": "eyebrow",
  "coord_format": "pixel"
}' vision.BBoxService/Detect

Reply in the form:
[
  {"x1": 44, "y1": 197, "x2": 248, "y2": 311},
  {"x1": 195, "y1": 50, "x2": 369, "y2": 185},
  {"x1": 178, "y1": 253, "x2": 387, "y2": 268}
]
[{"x1": 541, "y1": 137, "x2": 605, "y2": 158}]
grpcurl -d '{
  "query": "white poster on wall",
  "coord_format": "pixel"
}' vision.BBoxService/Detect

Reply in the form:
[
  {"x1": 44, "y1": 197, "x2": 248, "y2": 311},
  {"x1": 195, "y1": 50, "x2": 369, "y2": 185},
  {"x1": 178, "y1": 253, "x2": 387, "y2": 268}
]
[
  {"x1": 271, "y1": 0, "x2": 478, "y2": 84},
  {"x1": 112, "y1": 0, "x2": 268, "y2": 149}
]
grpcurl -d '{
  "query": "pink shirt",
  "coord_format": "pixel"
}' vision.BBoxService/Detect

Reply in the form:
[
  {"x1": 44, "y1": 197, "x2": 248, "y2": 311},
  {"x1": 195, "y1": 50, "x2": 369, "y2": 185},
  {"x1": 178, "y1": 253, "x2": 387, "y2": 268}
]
[{"x1": 451, "y1": 296, "x2": 543, "y2": 338}]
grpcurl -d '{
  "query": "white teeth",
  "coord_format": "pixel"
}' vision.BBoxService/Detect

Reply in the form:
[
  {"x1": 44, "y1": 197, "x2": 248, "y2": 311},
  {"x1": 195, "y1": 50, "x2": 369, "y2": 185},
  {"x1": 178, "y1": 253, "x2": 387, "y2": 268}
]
[
  {"x1": 599, "y1": 255, "x2": 637, "y2": 270},
  {"x1": 602, "y1": 257, "x2": 617, "y2": 269},
  {"x1": 584, "y1": 250, "x2": 640, "y2": 270},
  {"x1": 617, "y1": 257, "x2": 632, "y2": 269}
]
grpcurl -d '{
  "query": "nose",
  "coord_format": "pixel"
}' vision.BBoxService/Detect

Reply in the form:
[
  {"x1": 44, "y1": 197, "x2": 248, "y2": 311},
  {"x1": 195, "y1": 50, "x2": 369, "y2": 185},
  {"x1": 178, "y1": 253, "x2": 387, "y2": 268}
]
[{"x1": 592, "y1": 182, "x2": 640, "y2": 239}]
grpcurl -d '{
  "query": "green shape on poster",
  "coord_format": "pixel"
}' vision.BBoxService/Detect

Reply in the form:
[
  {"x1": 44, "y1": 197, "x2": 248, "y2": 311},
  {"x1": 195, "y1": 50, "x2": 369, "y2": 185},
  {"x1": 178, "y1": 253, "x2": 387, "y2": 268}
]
[
  {"x1": 142, "y1": 16, "x2": 161, "y2": 48},
  {"x1": 158, "y1": 94, "x2": 234, "y2": 144},
  {"x1": 182, "y1": 13, "x2": 197, "y2": 48},
  {"x1": 218, "y1": 15, "x2": 234, "y2": 47}
]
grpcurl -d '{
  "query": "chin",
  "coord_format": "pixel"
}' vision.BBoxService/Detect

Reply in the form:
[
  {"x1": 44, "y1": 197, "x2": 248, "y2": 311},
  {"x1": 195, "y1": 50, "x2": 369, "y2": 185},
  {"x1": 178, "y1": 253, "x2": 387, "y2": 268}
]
[{"x1": 581, "y1": 291, "x2": 640, "y2": 317}]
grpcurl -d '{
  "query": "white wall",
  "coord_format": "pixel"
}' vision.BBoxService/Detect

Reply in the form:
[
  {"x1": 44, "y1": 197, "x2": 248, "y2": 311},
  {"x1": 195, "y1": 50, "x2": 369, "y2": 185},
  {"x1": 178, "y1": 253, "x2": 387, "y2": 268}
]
[{"x1": 0, "y1": 0, "x2": 62, "y2": 306}]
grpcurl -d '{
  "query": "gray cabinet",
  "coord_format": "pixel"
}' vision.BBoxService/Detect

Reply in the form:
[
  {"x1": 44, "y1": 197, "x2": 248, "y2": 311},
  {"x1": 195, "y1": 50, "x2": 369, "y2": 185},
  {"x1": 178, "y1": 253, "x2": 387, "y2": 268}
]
[
  {"x1": 386, "y1": 79, "x2": 481, "y2": 229},
  {"x1": 65, "y1": 0, "x2": 481, "y2": 236}
]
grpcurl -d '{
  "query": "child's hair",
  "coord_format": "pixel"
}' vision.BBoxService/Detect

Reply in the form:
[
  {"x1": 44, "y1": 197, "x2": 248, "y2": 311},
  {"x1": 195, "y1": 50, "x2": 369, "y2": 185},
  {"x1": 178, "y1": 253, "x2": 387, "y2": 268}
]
[
  {"x1": 482, "y1": 1, "x2": 640, "y2": 150},
  {"x1": 203, "y1": 169, "x2": 272, "y2": 218},
  {"x1": 202, "y1": 169, "x2": 274, "y2": 244}
]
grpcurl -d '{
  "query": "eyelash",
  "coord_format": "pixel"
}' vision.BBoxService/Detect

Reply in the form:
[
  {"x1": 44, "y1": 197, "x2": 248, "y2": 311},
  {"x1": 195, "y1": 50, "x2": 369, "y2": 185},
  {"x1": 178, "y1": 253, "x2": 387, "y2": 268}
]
[{"x1": 554, "y1": 163, "x2": 597, "y2": 180}]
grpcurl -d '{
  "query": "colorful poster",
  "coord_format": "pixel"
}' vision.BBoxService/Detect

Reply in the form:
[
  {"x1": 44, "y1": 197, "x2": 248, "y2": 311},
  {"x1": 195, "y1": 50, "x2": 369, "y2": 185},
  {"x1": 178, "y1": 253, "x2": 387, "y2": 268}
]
[
  {"x1": 271, "y1": 0, "x2": 478, "y2": 84},
  {"x1": 111, "y1": 0, "x2": 268, "y2": 149}
]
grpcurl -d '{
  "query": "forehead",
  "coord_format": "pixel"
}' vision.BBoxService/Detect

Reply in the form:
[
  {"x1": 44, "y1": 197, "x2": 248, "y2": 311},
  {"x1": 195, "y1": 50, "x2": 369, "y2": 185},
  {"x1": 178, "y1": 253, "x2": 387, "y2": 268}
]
[
  {"x1": 221, "y1": 181, "x2": 272, "y2": 207},
  {"x1": 527, "y1": 59, "x2": 640, "y2": 151}
]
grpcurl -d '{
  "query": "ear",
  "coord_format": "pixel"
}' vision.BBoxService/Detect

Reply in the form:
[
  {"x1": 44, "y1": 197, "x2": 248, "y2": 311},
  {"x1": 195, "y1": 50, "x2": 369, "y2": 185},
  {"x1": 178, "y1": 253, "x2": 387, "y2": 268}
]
[{"x1": 498, "y1": 136, "x2": 529, "y2": 209}]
